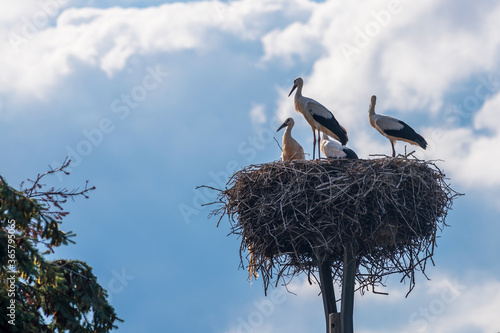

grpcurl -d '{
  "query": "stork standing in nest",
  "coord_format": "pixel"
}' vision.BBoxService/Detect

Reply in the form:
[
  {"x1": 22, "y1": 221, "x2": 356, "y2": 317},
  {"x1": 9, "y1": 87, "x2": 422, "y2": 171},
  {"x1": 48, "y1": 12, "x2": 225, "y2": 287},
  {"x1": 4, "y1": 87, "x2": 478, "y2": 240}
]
[
  {"x1": 288, "y1": 77, "x2": 348, "y2": 160},
  {"x1": 320, "y1": 133, "x2": 358, "y2": 159},
  {"x1": 368, "y1": 95, "x2": 428, "y2": 157},
  {"x1": 277, "y1": 117, "x2": 305, "y2": 161}
]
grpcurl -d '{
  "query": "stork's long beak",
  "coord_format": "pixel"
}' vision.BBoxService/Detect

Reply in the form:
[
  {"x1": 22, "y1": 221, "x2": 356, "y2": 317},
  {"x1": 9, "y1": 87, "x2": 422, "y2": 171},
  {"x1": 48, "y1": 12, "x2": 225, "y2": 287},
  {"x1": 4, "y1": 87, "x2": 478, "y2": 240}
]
[
  {"x1": 276, "y1": 122, "x2": 287, "y2": 132},
  {"x1": 288, "y1": 84, "x2": 297, "y2": 97}
]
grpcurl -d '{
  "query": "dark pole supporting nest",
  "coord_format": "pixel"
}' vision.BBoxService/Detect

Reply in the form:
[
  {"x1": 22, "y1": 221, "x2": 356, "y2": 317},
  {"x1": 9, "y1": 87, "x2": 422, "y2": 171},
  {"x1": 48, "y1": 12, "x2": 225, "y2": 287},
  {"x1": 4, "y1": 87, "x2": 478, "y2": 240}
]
[
  {"x1": 318, "y1": 257, "x2": 338, "y2": 333},
  {"x1": 340, "y1": 239, "x2": 358, "y2": 333}
]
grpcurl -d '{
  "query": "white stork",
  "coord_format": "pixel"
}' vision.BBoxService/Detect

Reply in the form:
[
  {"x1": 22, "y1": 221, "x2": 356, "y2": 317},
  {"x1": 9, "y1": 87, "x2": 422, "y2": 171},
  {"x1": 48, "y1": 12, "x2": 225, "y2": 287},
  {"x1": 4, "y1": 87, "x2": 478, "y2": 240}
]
[
  {"x1": 276, "y1": 117, "x2": 305, "y2": 161},
  {"x1": 368, "y1": 95, "x2": 428, "y2": 157},
  {"x1": 320, "y1": 133, "x2": 358, "y2": 159},
  {"x1": 288, "y1": 77, "x2": 348, "y2": 160}
]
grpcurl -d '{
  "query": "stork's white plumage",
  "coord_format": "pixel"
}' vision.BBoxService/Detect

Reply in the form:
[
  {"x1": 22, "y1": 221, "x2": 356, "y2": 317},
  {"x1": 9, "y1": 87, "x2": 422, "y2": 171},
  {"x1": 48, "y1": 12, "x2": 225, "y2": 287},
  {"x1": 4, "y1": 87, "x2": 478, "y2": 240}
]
[
  {"x1": 276, "y1": 117, "x2": 305, "y2": 161},
  {"x1": 368, "y1": 95, "x2": 428, "y2": 157},
  {"x1": 320, "y1": 133, "x2": 358, "y2": 159},
  {"x1": 288, "y1": 77, "x2": 348, "y2": 159}
]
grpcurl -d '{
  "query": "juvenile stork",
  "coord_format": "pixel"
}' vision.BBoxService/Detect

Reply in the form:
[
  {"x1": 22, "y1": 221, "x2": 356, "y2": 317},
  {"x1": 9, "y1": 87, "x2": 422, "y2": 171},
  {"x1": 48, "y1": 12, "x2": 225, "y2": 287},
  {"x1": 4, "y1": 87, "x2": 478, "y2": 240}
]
[
  {"x1": 276, "y1": 117, "x2": 305, "y2": 161},
  {"x1": 368, "y1": 95, "x2": 427, "y2": 157},
  {"x1": 320, "y1": 133, "x2": 358, "y2": 159},
  {"x1": 288, "y1": 77, "x2": 348, "y2": 159}
]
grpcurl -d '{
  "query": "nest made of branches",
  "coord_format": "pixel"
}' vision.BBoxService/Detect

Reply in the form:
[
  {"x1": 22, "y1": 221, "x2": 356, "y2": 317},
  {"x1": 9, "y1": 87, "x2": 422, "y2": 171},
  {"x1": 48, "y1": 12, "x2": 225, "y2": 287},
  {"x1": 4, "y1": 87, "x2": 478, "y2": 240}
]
[{"x1": 208, "y1": 154, "x2": 462, "y2": 295}]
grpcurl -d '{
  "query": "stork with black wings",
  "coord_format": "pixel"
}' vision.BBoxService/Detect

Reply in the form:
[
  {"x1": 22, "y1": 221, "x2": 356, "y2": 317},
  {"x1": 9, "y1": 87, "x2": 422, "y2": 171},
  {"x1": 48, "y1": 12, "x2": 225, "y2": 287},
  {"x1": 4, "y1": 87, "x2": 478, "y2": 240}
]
[
  {"x1": 288, "y1": 77, "x2": 348, "y2": 160},
  {"x1": 368, "y1": 95, "x2": 427, "y2": 157}
]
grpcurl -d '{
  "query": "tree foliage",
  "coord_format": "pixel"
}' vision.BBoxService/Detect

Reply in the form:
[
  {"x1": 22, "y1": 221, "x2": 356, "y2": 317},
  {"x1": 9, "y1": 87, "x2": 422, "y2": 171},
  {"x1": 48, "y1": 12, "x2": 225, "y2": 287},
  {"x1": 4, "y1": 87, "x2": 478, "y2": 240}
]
[{"x1": 0, "y1": 159, "x2": 122, "y2": 332}]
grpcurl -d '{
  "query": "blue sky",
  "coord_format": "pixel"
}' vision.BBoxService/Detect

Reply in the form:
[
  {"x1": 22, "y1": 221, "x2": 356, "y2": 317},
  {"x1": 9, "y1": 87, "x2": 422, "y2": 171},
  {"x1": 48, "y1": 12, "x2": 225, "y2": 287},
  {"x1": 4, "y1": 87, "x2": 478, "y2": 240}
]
[{"x1": 1, "y1": 0, "x2": 500, "y2": 332}]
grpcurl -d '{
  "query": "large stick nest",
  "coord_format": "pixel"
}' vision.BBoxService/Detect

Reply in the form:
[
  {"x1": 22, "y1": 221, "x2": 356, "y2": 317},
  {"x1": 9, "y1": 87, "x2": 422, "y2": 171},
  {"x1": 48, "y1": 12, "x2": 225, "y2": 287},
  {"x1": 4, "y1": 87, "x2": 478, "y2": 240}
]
[{"x1": 208, "y1": 155, "x2": 462, "y2": 295}]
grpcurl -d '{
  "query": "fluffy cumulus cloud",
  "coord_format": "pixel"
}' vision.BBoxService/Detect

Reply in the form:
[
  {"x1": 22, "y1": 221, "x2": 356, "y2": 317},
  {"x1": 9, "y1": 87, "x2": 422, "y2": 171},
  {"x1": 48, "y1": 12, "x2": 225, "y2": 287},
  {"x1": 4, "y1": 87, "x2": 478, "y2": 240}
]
[
  {"x1": 249, "y1": 103, "x2": 267, "y2": 125},
  {"x1": 428, "y1": 91, "x2": 500, "y2": 189},
  {"x1": 359, "y1": 274, "x2": 500, "y2": 333},
  {"x1": 0, "y1": 0, "x2": 315, "y2": 97},
  {"x1": 266, "y1": 0, "x2": 500, "y2": 112}
]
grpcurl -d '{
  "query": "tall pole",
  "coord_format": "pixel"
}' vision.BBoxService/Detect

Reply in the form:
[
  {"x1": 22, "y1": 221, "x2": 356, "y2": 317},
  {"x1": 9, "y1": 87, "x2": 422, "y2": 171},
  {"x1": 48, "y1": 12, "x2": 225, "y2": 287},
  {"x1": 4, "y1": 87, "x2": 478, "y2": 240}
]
[
  {"x1": 318, "y1": 259, "x2": 337, "y2": 333},
  {"x1": 341, "y1": 239, "x2": 357, "y2": 333}
]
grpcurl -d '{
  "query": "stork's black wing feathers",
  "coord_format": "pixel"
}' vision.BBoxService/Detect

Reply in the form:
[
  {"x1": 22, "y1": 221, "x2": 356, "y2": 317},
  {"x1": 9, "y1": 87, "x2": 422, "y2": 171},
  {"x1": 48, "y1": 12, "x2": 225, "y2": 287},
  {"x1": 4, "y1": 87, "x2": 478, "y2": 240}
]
[
  {"x1": 311, "y1": 112, "x2": 348, "y2": 145},
  {"x1": 342, "y1": 147, "x2": 358, "y2": 159},
  {"x1": 384, "y1": 120, "x2": 427, "y2": 149}
]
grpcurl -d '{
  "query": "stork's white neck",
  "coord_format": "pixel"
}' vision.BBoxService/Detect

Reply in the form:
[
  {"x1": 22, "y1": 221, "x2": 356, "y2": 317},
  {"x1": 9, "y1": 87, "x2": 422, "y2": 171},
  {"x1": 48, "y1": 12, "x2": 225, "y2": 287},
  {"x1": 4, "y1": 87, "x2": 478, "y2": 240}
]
[
  {"x1": 283, "y1": 124, "x2": 294, "y2": 143},
  {"x1": 293, "y1": 83, "x2": 305, "y2": 113},
  {"x1": 368, "y1": 100, "x2": 376, "y2": 116}
]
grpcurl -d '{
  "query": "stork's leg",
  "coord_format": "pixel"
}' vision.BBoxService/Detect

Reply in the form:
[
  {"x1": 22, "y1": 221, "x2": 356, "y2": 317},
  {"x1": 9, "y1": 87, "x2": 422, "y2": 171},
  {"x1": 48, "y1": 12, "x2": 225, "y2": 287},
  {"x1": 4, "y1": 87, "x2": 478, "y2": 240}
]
[
  {"x1": 317, "y1": 129, "x2": 322, "y2": 159},
  {"x1": 312, "y1": 129, "x2": 316, "y2": 160},
  {"x1": 391, "y1": 141, "x2": 396, "y2": 157}
]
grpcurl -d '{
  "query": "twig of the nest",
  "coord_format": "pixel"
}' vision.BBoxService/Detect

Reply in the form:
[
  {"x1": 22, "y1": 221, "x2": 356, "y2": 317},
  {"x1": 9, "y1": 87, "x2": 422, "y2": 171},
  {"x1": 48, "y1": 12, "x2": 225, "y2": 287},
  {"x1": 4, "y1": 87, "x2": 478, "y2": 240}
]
[{"x1": 273, "y1": 137, "x2": 282, "y2": 151}]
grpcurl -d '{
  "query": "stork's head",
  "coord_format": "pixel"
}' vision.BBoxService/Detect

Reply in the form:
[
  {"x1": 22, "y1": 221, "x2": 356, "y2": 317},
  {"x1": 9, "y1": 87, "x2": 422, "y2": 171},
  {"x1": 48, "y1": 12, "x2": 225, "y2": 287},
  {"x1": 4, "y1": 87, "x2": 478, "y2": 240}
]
[
  {"x1": 368, "y1": 95, "x2": 377, "y2": 114},
  {"x1": 288, "y1": 77, "x2": 303, "y2": 97},
  {"x1": 277, "y1": 117, "x2": 294, "y2": 132}
]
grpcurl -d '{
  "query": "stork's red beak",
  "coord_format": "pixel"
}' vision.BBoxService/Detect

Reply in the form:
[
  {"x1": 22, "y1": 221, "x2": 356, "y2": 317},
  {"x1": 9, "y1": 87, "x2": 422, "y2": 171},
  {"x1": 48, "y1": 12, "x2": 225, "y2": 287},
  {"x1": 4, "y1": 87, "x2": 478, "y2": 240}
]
[{"x1": 288, "y1": 84, "x2": 297, "y2": 97}]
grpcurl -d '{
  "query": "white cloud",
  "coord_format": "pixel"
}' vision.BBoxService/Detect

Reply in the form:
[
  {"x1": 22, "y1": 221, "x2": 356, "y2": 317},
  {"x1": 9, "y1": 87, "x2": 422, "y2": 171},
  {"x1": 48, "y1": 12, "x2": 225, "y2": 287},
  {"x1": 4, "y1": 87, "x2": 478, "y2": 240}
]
[
  {"x1": 0, "y1": 1, "x2": 65, "y2": 28},
  {"x1": 224, "y1": 276, "x2": 324, "y2": 333},
  {"x1": 359, "y1": 274, "x2": 500, "y2": 333},
  {"x1": 272, "y1": 0, "x2": 500, "y2": 118},
  {"x1": 225, "y1": 273, "x2": 500, "y2": 333},
  {"x1": 249, "y1": 103, "x2": 267, "y2": 125},
  {"x1": 423, "y1": 91, "x2": 500, "y2": 189},
  {"x1": 267, "y1": 0, "x2": 500, "y2": 115},
  {"x1": 0, "y1": 0, "x2": 316, "y2": 98}
]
